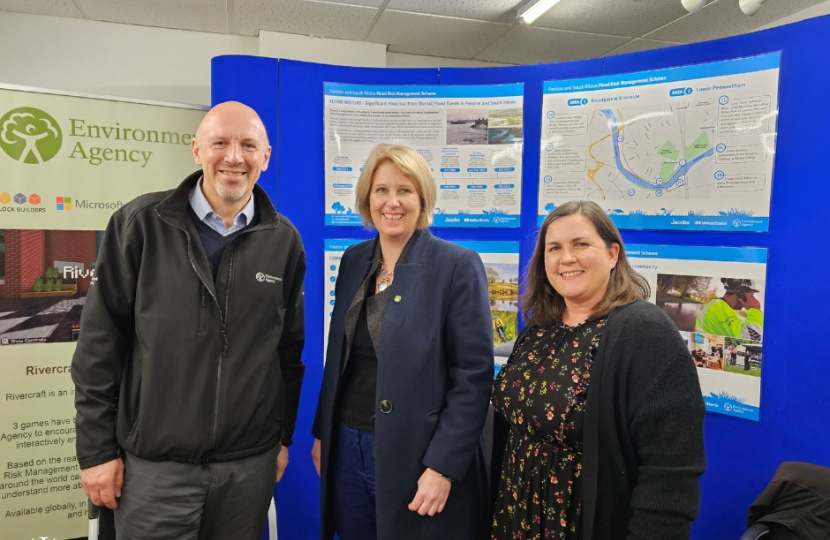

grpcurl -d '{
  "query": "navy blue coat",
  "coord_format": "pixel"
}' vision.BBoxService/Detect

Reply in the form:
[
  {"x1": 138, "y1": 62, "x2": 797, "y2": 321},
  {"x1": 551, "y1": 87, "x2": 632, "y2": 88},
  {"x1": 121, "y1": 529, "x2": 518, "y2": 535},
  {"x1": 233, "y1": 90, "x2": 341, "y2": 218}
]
[{"x1": 313, "y1": 229, "x2": 494, "y2": 540}]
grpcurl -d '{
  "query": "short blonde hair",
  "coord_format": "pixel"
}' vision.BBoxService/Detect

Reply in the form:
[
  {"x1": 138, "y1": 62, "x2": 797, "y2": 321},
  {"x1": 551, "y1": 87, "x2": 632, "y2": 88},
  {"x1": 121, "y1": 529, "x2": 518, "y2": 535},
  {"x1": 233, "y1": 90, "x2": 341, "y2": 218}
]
[{"x1": 355, "y1": 144, "x2": 437, "y2": 230}]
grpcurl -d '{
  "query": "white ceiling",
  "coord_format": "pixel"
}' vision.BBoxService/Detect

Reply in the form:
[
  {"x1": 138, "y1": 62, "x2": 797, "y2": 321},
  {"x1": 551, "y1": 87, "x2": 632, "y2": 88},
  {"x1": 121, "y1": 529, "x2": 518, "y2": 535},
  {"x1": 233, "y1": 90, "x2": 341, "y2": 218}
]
[{"x1": 1, "y1": 0, "x2": 829, "y2": 65}]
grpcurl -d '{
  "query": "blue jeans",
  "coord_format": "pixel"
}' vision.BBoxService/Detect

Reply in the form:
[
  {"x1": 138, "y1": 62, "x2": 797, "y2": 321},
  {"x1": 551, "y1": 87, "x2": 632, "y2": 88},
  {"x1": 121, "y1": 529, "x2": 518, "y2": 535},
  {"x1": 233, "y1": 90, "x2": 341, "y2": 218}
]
[{"x1": 333, "y1": 422, "x2": 377, "y2": 540}]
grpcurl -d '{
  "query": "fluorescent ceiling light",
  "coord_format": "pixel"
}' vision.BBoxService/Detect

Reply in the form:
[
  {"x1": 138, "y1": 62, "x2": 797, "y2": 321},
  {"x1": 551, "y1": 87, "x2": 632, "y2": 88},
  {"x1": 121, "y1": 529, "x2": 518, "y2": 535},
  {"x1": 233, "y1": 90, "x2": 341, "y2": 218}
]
[{"x1": 518, "y1": 0, "x2": 563, "y2": 25}]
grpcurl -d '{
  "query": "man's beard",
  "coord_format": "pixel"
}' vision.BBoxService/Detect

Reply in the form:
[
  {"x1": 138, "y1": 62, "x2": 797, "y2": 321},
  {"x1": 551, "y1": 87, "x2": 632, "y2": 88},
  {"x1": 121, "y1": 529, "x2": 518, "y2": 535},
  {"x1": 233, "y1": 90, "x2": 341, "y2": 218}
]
[{"x1": 216, "y1": 181, "x2": 247, "y2": 202}]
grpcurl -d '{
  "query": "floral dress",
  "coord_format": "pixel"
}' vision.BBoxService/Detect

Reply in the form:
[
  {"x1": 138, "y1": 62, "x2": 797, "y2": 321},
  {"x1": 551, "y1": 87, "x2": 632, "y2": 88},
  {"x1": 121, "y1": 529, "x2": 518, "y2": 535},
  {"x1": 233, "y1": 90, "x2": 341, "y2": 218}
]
[{"x1": 491, "y1": 319, "x2": 606, "y2": 540}]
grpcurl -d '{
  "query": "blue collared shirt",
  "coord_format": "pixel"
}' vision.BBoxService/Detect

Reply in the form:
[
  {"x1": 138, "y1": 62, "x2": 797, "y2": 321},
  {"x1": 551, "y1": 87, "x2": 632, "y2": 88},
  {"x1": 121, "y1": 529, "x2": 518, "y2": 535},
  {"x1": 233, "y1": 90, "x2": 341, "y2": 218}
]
[{"x1": 188, "y1": 178, "x2": 255, "y2": 236}]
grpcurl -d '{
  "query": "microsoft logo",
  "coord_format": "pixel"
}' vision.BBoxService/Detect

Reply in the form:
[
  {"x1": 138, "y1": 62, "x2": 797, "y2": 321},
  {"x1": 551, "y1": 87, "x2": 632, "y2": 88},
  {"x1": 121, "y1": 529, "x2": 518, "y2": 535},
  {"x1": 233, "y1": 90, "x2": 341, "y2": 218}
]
[{"x1": 56, "y1": 197, "x2": 72, "y2": 211}]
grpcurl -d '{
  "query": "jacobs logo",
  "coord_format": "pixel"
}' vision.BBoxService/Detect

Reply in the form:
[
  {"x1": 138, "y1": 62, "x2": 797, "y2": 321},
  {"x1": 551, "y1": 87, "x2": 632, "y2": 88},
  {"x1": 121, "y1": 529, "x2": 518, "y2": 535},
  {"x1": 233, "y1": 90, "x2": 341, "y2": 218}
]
[{"x1": 0, "y1": 107, "x2": 63, "y2": 164}]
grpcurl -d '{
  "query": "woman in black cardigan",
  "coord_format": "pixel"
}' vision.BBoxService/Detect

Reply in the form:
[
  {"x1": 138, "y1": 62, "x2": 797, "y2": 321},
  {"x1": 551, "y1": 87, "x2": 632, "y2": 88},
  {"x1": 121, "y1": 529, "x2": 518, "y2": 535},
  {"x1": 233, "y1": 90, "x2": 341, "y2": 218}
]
[{"x1": 491, "y1": 200, "x2": 706, "y2": 540}]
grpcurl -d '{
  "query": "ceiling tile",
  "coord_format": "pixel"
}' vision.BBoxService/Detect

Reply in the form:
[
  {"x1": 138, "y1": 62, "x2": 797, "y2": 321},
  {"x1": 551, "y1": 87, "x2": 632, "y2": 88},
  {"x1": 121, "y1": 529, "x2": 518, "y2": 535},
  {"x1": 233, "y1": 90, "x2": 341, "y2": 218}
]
[
  {"x1": 386, "y1": 0, "x2": 523, "y2": 23},
  {"x1": 647, "y1": 0, "x2": 828, "y2": 43},
  {"x1": 234, "y1": 0, "x2": 378, "y2": 39},
  {"x1": 333, "y1": 0, "x2": 386, "y2": 6},
  {"x1": 77, "y1": 0, "x2": 227, "y2": 33},
  {"x1": 607, "y1": 38, "x2": 685, "y2": 57},
  {"x1": 476, "y1": 25, "x2": 629, "y2": 64},
  {"x1": 0, "y1": 0, "x2": 83, "y2": 18},
  {"x1": 530, "y1": 0, "x2": 688, "y2": 38},
  {"x1": 367, "y1": 10, "x2": 512, "y2": 59}
]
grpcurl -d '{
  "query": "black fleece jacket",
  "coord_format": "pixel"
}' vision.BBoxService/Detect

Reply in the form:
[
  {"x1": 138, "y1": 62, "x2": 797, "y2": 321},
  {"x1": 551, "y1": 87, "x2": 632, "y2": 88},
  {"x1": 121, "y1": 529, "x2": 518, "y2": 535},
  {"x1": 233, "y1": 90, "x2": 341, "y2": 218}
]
[{"x1": 72, "y1": 171, "x2": 305, "y2": 469}]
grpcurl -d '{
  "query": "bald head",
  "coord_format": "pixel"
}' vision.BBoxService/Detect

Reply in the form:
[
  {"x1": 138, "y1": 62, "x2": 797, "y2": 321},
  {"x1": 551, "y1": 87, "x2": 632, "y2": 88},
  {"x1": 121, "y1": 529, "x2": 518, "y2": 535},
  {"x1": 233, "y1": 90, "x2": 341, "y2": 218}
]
[{"x1": 196, "y1": 101, "x2": 269, "y2": 146}]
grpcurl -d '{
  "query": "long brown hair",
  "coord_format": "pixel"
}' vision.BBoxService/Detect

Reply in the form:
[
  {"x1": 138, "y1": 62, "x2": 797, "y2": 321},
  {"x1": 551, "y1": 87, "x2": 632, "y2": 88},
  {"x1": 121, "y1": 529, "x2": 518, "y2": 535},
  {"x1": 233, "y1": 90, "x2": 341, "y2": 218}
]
[{"x1": 523, "y1": 200, "x2": 650, "y2": 325}]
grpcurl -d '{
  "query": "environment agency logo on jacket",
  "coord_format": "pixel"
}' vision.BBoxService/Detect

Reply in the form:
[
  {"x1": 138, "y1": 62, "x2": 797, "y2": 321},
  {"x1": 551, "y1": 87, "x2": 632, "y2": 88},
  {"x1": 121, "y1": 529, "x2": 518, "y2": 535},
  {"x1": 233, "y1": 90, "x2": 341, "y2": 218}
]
[
  {"x1": 255, "y1": 272, "x2": 282, "y2": 284},
  {"x1": 0, "y1": 107, "x2": 63, "y2": 164}
]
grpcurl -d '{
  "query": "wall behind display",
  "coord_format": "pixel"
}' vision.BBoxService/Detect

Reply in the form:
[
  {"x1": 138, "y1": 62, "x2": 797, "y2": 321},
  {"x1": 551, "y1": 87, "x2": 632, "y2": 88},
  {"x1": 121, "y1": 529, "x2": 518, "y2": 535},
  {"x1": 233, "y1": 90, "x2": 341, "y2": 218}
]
[
  {"x1": 0, "y1": 11, "x2": 254, "y2": 106},
  {"x1": 0, "y1": 11, "x2": 502, "y2": 108},
  {"x1": 212, "y1": 15, "x2": 830, "y2": 540}
]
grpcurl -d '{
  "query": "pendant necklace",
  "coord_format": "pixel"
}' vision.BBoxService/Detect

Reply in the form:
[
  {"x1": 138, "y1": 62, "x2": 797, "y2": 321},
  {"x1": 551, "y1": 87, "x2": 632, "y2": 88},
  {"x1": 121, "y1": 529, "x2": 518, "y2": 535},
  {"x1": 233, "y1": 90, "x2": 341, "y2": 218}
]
[{"x1": 377, "y1": 257, "x2": 393, "y2": 292}]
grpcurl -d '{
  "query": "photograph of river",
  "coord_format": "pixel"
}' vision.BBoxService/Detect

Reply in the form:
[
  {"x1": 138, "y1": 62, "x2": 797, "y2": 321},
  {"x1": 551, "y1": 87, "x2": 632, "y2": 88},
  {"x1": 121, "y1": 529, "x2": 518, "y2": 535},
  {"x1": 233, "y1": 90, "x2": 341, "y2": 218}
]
[
  {"x1": 487, "y1": 107, "x2": 523, "y2": 144},
  {"x1": 446, "y1": 109, "x2": 488, "y2": 145}
]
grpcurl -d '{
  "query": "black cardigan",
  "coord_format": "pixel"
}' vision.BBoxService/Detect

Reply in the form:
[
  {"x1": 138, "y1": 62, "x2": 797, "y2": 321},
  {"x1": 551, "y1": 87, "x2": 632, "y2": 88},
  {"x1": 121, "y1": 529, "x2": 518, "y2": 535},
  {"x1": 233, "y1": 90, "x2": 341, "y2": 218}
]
[{"x1": 493, "y1": 300, "x2": 706, "y2": 540}]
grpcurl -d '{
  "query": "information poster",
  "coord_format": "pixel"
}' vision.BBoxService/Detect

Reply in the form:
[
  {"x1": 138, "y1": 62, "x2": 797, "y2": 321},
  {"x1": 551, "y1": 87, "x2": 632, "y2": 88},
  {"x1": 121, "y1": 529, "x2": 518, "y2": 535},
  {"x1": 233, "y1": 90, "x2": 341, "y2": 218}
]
[
  {"x1": 539, "y1": 53, "x2": 780, "y2": 231},
  {"x1": 325, "y1": 83, "x2": 524, "y2": 228},
  {"x1": 323, "y1": 239, "x2": 520, "y2": 371},
  {"x1": 627, "y1": 244, "x2": 768, "y2": 421},
  {"x1": 323, "y1": 239, "x2": 364, "y2": 355},
  {"x1": 0, "y1": 85, "x2": 204, "y2": 539},
  {"x1": 452, "y1": 241, "x2": 520, "y2": 371}
]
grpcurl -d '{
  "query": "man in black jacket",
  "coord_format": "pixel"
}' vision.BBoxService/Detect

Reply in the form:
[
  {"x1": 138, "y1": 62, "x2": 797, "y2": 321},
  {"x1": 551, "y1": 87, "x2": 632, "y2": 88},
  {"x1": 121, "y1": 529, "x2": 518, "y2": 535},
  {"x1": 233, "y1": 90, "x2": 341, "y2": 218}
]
[{"x1": 72, "y1": 101, "x2": 305, "y2": 540}]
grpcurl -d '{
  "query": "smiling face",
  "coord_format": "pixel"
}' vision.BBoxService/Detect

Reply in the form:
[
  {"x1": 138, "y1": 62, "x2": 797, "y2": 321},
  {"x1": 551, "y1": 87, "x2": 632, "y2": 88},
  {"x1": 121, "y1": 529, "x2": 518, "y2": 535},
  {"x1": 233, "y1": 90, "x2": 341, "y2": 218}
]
[
  {"x1": 192, "y1": 102, "x2": 271, "y2": 206},
  {"x1": 544, "y1": 213, "x2": 620, "y2": 315},
  {"x1": 369, "y1": 160, "x2": 422, "y2": 244}
]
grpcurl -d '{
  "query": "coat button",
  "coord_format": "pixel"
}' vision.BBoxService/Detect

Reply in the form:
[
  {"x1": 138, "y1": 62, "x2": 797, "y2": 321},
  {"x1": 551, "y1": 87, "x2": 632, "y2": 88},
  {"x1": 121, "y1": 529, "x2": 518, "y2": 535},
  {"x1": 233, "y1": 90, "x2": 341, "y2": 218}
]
[{"x1": 379, "y1": 400, "x2": 392, "y2": 414}]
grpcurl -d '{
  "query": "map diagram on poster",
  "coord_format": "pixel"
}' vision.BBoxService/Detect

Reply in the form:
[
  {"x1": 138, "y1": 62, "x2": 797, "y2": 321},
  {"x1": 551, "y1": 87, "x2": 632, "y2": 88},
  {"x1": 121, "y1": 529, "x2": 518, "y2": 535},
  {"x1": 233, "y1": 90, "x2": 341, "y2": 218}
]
[{"x1": 539, "y1": 53, "x2": 780, "y2": 231}]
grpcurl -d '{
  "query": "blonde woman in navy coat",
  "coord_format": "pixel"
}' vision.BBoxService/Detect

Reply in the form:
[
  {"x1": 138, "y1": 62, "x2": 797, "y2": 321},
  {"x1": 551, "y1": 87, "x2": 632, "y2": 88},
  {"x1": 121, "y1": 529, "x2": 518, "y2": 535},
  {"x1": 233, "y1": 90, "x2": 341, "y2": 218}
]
[{"x1": 312, "y1": 144, "x2": 493, "y2": 540}]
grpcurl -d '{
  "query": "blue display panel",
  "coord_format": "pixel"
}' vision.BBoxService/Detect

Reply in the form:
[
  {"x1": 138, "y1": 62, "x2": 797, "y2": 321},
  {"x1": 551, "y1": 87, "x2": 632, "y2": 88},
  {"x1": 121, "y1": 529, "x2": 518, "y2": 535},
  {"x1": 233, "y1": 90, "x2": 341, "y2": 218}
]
[{"x1": 210, "y1": 14, "x2": 830, "y2": 540}]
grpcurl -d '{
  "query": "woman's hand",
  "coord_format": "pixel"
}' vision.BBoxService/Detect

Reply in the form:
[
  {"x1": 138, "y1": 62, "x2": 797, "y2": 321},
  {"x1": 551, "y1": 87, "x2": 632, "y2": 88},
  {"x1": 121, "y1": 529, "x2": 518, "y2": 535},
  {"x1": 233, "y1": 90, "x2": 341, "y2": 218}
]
[
  {"x1": 407, "y1": 468, "x2": 452, "y2": 516},
  {"x1": 311, "y1": 438, "x2": 321, "y2": 476}
]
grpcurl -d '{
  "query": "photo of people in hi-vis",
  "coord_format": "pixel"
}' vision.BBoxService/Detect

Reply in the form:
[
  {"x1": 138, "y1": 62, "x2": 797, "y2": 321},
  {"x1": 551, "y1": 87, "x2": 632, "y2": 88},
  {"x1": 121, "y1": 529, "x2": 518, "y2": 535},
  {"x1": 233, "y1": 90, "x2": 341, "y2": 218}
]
[
  {"x1": 0, "y1": 229, "x2": 102, "y2": 345},
  {"x1": 657, "y1": 273, "x2": 764, "y2": 378}
]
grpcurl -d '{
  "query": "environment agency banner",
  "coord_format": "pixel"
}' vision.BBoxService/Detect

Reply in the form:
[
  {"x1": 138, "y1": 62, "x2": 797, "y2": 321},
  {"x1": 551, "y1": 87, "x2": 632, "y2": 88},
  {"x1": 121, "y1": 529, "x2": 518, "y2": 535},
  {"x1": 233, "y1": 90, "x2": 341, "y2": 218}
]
[{"x1": 0, "y1": 84, "x2": 204, "y2": 539}]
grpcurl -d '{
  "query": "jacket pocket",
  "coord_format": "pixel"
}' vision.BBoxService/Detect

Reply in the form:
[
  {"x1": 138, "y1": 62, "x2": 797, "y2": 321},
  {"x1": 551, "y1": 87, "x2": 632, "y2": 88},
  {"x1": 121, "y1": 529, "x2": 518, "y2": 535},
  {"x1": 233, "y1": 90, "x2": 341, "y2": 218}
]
[{"x1": 124, "y1": 380, "x2": 142, "y2": 447}]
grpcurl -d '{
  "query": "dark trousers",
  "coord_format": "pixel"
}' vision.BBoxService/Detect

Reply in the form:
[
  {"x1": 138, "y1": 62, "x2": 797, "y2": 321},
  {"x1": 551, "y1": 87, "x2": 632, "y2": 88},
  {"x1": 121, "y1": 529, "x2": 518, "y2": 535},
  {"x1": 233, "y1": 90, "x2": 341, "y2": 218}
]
[
  {"x1": 333, "y1": 422, "x2": 377, "y2": 540},
  {"x1": 115, "y1": 447, "x2": 278, "y2": 540}
]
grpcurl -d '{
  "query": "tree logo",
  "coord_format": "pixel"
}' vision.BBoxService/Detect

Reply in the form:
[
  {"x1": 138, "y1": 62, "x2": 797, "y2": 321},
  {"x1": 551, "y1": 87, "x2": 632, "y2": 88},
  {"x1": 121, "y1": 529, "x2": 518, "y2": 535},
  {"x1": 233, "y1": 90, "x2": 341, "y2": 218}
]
[{"x1": 0, "y1": 107, "x2": 63, "y2": 164}]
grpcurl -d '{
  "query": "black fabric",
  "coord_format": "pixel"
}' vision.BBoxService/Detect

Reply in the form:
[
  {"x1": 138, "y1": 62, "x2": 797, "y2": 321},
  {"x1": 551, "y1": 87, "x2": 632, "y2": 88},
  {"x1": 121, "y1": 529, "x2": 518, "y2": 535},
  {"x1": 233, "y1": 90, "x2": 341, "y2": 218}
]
[
  {"x1": 488, "y1": 323, "x2": 543, "y2": 517},
  {"x1": 72, "y1": 171, "x2": 306, "y2": 469},
  {"x1": 491, "y1": 320, "x2": 606, "y2": 539},
  {"x1": 337, "y1": 284, "x2": 377, "y2": 432},
  {"x1": 748, "y1": 461, "x2": 830, "y2": 540},
  {"x1": 490, "y1": 301, "x2": 705, "y2": 540},
  {"x1": 187, "y1": 205, "x2": 255, "y2": 283},
  {"x1": 313, "y1": 230, "x2": 493, "y2": 540},
  {"x1": 582, "y1": 301, "x2": 705, "y2": 540}
]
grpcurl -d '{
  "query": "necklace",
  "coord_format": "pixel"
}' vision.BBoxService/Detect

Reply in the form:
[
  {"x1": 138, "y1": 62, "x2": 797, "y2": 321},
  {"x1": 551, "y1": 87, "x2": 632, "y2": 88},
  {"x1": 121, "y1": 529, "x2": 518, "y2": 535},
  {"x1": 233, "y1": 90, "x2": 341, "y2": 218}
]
[{"x1": 377, "y1": 257, "x2": 393, "y2": 292}]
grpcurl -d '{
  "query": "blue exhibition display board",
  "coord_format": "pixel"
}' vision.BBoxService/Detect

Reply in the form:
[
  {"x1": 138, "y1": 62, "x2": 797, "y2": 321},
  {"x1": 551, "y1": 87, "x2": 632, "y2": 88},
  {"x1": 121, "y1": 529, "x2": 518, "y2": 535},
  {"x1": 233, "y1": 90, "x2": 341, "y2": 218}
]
[{"x1": 211, "y1": 15, "x2": 830, "y2": 540}]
